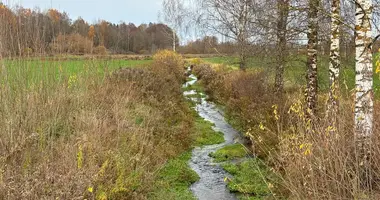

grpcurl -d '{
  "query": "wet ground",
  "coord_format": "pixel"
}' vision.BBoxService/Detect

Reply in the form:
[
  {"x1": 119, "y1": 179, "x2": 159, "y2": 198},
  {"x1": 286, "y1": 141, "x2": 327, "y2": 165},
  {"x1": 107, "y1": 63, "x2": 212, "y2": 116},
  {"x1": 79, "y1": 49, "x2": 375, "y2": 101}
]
[{"x1": 183, "y1": 68, "x2": 242, "y2": 200}]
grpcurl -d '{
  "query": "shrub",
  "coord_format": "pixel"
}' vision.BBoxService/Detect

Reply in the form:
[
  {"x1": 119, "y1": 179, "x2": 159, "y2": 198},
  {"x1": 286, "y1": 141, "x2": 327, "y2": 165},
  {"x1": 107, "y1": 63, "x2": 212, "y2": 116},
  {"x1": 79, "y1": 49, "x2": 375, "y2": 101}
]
[
  {"x1": 193, "y1": 63, "x2": 380, "y2": 199},
  {"x1": 0, "y1": 55, "x2": 192, "y2": 199},
  {"x1": 50, "y1": 33, "x2": 93, "y2": 54},
  {"x1": 193, "y1": 64, "x2": 280, "y2": 158},
  {"x1": 22, "y1": 47, "x2": 33, "y2": 56},
  {"x1": 151, "y1": 50, "x2": 185, "y2": 84},
  {"x1": 190, "y1": 58, "x2": 201, "y2": 66},
  {"x1": 93, "y1": 45, "x2": 107, "y2": 55}
]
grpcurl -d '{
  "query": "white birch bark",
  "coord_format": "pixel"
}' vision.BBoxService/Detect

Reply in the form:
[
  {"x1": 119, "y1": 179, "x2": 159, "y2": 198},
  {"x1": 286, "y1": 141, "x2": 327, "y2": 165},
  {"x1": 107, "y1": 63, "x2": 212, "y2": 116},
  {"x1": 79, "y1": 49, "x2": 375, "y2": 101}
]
[
  {"x1": 354, "y1": 0, "x2": 373, "y2": 187},
  {"x1": 327, "y1": 0, "x2": 340, "y2": 125}
]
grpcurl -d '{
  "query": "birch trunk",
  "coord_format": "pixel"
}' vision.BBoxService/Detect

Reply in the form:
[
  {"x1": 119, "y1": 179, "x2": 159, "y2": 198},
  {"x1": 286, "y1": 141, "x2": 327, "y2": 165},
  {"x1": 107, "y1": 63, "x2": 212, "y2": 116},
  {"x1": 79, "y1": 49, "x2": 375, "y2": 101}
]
[
  {"x1": 354, "y1": 0, "x2": 373, "y2": 188},
  {"x1": 306, "y1": 0, "x2": 319, "y2": 118},
  {"x1": 274, "y1": 0, "x2": 289, "y2": 94},
  {"x1": 327, "y1": 0, "x2": 340, "y2": 126}
]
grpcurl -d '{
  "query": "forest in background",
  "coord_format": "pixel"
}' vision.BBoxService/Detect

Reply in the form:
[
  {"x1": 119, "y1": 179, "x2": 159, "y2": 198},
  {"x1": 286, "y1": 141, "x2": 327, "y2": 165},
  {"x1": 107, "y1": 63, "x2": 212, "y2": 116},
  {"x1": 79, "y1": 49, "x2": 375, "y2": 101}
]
[
  {"x1": 0, "y1": 3, "x2": 244, "y2": 57},
  {"x1": 0, "y1": 3, "x2": 180, "y2": 56}
]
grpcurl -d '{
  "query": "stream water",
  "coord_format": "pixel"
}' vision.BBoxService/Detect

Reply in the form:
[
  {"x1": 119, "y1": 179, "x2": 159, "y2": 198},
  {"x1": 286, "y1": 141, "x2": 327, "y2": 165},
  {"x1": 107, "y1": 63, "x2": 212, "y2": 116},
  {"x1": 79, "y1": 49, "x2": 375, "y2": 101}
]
[{"x1": 183, "y1": 68, "x2": 241, "y2": 200}]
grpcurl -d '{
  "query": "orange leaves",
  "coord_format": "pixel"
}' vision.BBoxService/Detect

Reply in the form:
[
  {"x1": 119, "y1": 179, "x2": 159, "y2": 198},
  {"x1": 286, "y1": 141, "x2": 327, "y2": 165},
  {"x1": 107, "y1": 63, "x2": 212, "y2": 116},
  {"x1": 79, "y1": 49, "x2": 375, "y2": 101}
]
[
  {"x1": 99, "y1": 20, "x2": 108, "y2": 45},
  {"x1": 48, "y1": 9, "x2": 61, "y2": 23},
  {"x1": 88, "y1": 25, "x2": 95, "y2": 41},
  {"x1": 0, "y1": 4, "x2": 16, "y2": 27}
]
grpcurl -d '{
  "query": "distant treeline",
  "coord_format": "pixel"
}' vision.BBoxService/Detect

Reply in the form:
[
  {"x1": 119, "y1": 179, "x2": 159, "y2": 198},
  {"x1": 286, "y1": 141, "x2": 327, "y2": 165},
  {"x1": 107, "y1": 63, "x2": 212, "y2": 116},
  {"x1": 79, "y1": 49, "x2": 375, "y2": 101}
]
[
  {"x1": 0, "y1": 3, "x2": 180, "y2": 56},
  {"x1": 179, "y1": 36, "x2": 237, "y2": 55}
]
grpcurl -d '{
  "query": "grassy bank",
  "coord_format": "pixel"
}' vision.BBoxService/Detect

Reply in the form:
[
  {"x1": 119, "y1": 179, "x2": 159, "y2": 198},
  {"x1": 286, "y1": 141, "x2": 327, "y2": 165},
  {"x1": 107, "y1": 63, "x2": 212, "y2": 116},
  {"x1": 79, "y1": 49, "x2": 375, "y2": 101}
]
[
  {"x1": 148, "y1": 60, "x2": 226, "y2": 199},
  {"x1": 192, "y1": 60, "x2": 380, "y2": 199},
  {"x1": 0, "y1": 52, "x2": 190, "y2": 199},
  {"x1": 207, "y1": 143, "x2": 278, "y2": 200},
  {"x1": 186, "y1": 63, "x2": 278, "y2": 199},
  {"x1": 149, "y1": 112, "x2": 225, "y2": 199},
  {"x1": 150, "y1": 152, "x2": 199, "y2": 200}
]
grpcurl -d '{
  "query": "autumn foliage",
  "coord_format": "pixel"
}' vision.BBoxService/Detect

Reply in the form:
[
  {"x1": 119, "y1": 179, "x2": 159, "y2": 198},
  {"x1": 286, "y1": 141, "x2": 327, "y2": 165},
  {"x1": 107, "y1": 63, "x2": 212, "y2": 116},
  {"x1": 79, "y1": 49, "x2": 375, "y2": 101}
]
[
  {"x1": 0, "y1": 51, "x2": 191, "y2": 199},
  {"x1": 50, "y1": 33, "x2": 93, "y2": 54},
  {"x1": 193, "y1": 62, "x2": 380, "y2": 199},
  {"x1": 152, "y1": 50, "x2": 186, "y2": 84},
  {"x1": 0, "y1": 4, "x2": 178, "y2": 57}
]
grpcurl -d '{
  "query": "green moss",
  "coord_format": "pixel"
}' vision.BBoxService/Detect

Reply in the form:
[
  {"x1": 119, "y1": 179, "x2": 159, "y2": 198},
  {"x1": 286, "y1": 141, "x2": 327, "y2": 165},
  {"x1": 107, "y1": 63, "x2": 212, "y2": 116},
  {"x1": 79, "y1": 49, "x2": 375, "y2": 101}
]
[
  {"x1": 150, "y1": 71, "x2": 226, "y2": 199},
  {"x1": 150, "y1": 97, "x2": 224, "y2": 199},
  {"x1": 186, "y1": 76, "x2": 196, "y2": 82},
  {"x1": 222, "y1": 159, "x2": 277, "y2": 199},
  {"x1": 186, "y1": 93, "x2": 204, "y2": 99},
  {"x1": 182, "y1": 86, "x2": 193, "y2": 92},
  {"x1": 149, "y1": 152, "x2": 199, "y2": 200},
  {"x1": 193, "y1": 116, "x2": 225, "y2": 146},
  {"x1": 184, "y1": 81, "x2": 204, "y2": 94},
  {"x1": 135, "y1": 116, "x2": 144, "y2": 125},
  {"x1": 209, "y1": 144, "x2": 248, "y2": 162}
]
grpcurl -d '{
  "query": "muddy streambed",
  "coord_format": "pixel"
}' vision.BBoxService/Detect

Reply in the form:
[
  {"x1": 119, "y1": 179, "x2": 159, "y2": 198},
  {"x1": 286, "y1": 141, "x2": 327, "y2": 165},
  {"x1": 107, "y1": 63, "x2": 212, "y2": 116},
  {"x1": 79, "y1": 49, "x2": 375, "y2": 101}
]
[{"x1": 183, "y1": 68, "x2": 242, "y2": 200}]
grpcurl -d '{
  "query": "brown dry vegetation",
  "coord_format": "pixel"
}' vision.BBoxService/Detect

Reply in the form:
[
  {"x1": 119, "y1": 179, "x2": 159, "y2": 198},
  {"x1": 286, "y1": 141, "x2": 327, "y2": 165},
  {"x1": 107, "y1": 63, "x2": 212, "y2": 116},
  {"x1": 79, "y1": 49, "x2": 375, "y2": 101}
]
[
  {"x1": 0, "y1": 51, "x2": 192, "y2": 199},
  {"x1": 50, "y1": 33, "x2": 94, "y2": 55},
  {"x1": 193, "y1": 63, "x2": 380, "y2": 199}
]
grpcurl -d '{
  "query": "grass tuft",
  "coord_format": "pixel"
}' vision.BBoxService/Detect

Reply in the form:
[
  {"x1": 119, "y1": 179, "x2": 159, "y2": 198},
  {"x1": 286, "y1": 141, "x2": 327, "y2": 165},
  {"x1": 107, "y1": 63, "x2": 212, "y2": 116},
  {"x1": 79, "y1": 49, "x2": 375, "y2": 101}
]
[
  {"x1": 193, "y1": 116, "x2": 225, "y2": 146},
  {"x1": 222, "y1": 159, "x2": 276, "y2": 199},
  {"x1": 183, "y1": 81, "x2": 205, "y2": 93},
  {"x1": 150, "y1": 152, "x2": 199, "y2": 200},
  {"x1": 209, "y1": 144, "x2": 248, "y2": 162}
]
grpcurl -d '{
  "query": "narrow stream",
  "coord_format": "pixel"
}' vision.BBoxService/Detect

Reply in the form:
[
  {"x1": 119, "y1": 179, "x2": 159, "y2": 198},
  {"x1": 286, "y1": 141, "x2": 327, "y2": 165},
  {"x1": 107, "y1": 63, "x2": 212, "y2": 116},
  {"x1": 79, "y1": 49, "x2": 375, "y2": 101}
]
[{"x1": 183, "y1": 68, "x2": 241, "y2": 200}]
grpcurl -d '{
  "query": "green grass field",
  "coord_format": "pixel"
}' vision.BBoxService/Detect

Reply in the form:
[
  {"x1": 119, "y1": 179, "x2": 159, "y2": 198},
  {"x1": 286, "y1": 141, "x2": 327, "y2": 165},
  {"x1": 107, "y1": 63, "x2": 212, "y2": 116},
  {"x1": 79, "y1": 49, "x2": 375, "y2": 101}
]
[
  {"x1": 202, "y1": 55, "x2": 380, "y2": 98},
  {"x1": 0, "y1": 58, "x2": 152, "y2": 89}
]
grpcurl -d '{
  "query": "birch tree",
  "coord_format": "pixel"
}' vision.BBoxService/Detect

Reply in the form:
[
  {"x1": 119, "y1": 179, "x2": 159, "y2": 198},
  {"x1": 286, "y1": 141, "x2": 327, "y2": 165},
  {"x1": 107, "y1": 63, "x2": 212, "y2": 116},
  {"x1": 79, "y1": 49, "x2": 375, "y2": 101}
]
[
  {"x1": 327, "y1": 0, "x2": 341, "y2": 124},
  {"x1": 354, "y1": 0, "x2": 373, "y2": 187},
  {"x1": 161, "y1": 0, "x2": 187, "y2": 52},
  {"x1": 306, "y1": 0, "x2": 319, "y2": 118}
]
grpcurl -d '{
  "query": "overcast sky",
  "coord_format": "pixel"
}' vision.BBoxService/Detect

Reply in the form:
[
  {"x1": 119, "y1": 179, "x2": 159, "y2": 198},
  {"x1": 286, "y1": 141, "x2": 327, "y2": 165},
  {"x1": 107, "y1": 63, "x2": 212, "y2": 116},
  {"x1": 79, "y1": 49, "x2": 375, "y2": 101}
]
[{"x1": 3, "y1": 0, "x2": 163, "y2": 25}]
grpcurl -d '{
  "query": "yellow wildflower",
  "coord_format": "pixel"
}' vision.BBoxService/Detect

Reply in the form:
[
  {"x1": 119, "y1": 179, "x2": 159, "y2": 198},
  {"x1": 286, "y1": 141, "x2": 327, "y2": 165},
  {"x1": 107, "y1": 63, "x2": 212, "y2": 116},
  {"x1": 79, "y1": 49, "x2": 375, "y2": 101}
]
[
  {"x1": 259, "y1": 122, "x2": 265, "y2": 130},
  {"x1": 272, "y1": 104, "x2": 279, "y2": 120},
  {"x1": 68, "y1": 74, "x2": 77, "y2": 88},
  {"x1": 299, "y1": 143, "x2": 312, "y2": 156}
]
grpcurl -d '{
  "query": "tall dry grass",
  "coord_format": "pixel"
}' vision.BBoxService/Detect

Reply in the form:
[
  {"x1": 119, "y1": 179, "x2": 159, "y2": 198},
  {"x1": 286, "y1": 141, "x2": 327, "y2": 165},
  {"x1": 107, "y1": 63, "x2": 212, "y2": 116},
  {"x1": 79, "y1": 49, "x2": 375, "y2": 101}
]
[
  {"x1": 0, "y1": 51, "x2": 191, "y2": 199},
  {"x1": 193, "y1": 63, "x2": 380, "y2": 199}
]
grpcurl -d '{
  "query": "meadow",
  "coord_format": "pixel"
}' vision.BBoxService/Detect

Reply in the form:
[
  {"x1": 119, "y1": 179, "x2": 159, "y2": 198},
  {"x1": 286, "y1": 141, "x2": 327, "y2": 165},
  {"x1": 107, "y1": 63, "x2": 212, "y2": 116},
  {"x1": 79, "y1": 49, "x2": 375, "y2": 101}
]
[
  {"x1": 202, "y1": 55, "x2": 380, "y2": 98},
  {"x1": 194, "y1": 53, "x2": 380, "y2": 199},
  {"x1": 1, "y1": 58, "x2": 151, "y2": 87},
  {"x1": 1, "y1": 53, "x2": 379, "y2": 199},
  {"x1": 0, "y1": 53, "x2": 196, "y2": 199},
  {"x1": 0, "y1": 52, "x2": 240, "y2": 199}
]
